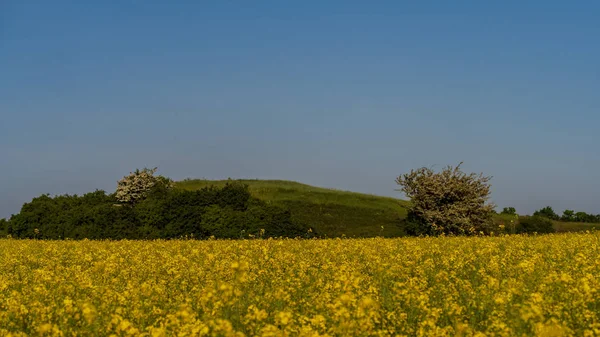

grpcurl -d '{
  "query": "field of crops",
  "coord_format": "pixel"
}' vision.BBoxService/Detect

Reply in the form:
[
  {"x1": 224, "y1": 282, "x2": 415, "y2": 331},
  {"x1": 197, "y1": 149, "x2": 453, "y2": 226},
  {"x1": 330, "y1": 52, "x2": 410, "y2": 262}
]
[{"x1": 1, "y1": 233, "x2": 600, "y2": 336}]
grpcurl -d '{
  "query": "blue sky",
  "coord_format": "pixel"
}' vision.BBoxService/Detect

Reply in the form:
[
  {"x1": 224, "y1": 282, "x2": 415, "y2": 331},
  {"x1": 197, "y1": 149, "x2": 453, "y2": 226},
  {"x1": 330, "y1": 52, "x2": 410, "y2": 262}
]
[{"x1": 1, "y1": 1, "x2": 599, "y2": 218}]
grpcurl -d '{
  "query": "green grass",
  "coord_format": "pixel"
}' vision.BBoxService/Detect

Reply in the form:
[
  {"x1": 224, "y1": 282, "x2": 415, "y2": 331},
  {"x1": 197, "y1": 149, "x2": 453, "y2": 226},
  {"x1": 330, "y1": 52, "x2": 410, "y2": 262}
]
[{"x1": 176, "y1": 179, "x2": 410, "y2": 238}]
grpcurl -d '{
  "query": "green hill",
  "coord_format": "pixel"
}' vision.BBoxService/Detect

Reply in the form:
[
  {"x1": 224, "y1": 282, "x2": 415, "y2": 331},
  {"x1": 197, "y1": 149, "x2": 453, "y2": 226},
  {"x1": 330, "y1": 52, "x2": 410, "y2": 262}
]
[
  {"x1": 176, "y1": 179, "x2": 600, "y2": 237},
  {"x1": 175, "y1": 179, "x2": 410, "y2": 238}
]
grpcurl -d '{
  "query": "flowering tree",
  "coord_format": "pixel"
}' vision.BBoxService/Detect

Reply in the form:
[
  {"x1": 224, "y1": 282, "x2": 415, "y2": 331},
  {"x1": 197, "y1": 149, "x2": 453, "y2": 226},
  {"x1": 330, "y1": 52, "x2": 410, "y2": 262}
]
[
  {"x1": 115, "y1": 167, "x2": 173, "y2": 205},
  {"x1": 396, "y1": 162, "x2": 495, "y2": 235}
]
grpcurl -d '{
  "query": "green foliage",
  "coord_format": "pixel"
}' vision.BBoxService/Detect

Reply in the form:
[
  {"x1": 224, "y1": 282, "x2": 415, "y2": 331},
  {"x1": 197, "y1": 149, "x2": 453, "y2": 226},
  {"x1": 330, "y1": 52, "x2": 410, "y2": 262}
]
[
  {"x1": 557, "y1": 209, "x2": 600, "y2": 223},
  {"x1": 531, "y1": 207, "x2": 600, "y2": 226},
  {"x1": 8, "y1": 181, "x2": 307, "y2": 240},
  {"x1": 574, "y1": 211, "x2": 600, "y2": 223},
  {"x1": 401, "y1": 213, "x2": 434, "y2": 236},
  {"x1": 9, "y1": 174, "x2": 600, "y2": 239},
  {"x1": 501, "y1": 207, "x2": 517, "y2": 215},
  {"x1": 176, "y1": 179, "x2": 409, "y2": 238},
  {"x1": 8, "y1": 190, "x2": 140, "y2": 240},
  {"x1": 0, "y1": 218, "x2": 7, "y2": 236},
  {"x1": 534, "y1": 207, "x2": 600, "y2": 224},
  {"x1": 533, "y1": 206, "x2": 560, "y2": 220},
  {"x1": 561, "y1": 209, "x2": 575, "y2": 222},
  {"x1": 395, "y1": 163, "x2": 495, "y2": 235},
  {"x1": 516, "y1": 216, "x2": 555, "y2": 234}
]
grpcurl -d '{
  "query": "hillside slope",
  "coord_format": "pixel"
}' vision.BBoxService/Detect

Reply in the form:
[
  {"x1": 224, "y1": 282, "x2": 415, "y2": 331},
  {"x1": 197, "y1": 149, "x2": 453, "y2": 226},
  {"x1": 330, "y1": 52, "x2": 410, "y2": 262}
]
[
  {"x1": 176, "y1": 179, "x2": 410, "y2": 237},
  {"x1": 175, "y1": 179, "x2": 600, "y2": 237}
]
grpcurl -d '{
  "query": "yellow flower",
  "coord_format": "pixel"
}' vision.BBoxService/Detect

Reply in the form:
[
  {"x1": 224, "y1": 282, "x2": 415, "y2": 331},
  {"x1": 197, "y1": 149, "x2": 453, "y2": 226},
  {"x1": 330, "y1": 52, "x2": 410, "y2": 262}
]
[
  {"x1": 0, "y1": 231, "x2": 599, "y2": 335},
  {"x1": 37, "y1": 323, "x2": 53, "y2": 334}
]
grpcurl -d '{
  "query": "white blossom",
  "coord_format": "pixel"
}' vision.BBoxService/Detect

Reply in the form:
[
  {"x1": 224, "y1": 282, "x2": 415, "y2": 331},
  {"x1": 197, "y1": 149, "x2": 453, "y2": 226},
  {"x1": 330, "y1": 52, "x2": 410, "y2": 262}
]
[{"x1": 115, "y1": 167, "x2": 173, "y2": 204}]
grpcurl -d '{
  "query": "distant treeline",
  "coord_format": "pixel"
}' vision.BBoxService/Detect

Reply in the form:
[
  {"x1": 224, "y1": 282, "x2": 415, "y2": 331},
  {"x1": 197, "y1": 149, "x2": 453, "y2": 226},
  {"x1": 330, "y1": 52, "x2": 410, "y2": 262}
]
[
  {"x1": 1, "y1": 181, "x2": 310, "y2": 240},
  {"x1": 533, "y1": 206, "x2": 600, "y2": 223},
  {"x1": 501, "y1": 206, "x2": 600, "y2": 223}
]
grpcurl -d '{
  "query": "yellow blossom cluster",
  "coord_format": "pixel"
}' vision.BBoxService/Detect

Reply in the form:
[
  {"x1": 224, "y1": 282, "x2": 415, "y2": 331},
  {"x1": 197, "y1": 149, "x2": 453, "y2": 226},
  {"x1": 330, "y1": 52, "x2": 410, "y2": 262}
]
[{"x1": 1, "y1": 232, "x2": 600, "y2": 336}]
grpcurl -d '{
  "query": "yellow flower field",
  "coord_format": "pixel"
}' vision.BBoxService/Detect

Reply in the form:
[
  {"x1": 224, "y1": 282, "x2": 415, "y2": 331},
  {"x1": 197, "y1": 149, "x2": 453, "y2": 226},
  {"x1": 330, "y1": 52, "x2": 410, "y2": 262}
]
[{"x1": 1, "y1": 233, "x2": 600, "y2": 336}]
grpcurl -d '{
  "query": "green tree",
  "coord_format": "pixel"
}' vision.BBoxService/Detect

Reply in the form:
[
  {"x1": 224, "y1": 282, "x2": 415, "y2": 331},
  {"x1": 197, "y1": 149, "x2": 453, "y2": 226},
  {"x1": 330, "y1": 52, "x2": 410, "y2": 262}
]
[
  {"x1": 501, "y1": 207, "x2": 517, "y2": 215},
  {"x1": 575, "y1": 211, "x2": 591, "y2": 223},
  {"x1": 396, "y1": 163, "x2": 495, "y2": 235},
  {"x1": 533, "y1": 206, "x2": 559, "y2": 220},
  {"x1": 561, "y1": 210, "x2": 575, "y2": 222}
]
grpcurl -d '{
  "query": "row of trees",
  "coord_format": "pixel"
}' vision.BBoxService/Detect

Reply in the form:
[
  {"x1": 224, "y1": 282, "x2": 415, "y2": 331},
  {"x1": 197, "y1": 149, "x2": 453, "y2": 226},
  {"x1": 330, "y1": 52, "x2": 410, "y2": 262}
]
[
  {"x1": 500, "y1": 205, "x2": 600, "y2": 223},
  {"x1": 3, "y1": 163, "x2": 583, "y2": 239},
  {"x1": 532, "y1": 206, "x2": 600, "y2": 223},
  {"x1": 4, "y1": 169, "x2": 310, "y2": 240}
]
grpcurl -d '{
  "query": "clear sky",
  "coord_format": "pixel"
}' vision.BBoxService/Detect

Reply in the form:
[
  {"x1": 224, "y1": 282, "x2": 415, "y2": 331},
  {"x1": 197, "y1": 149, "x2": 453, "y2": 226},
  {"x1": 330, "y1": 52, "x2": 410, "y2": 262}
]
[{"x1": 1, "y1": 1, "x2": 599, "y2": 219}]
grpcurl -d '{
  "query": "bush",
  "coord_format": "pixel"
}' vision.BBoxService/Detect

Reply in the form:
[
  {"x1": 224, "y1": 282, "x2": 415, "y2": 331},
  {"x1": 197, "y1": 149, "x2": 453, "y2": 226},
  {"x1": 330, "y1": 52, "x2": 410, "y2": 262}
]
[
  {"x1": 516, "y1": 216, "x2": 555, "y2": 234},
  {"x1": 396, "y1": 163, "x2": 495, "y2": 235},
  {"x1": 401, "y1": 213, "x2": 434, "y2": 236}
]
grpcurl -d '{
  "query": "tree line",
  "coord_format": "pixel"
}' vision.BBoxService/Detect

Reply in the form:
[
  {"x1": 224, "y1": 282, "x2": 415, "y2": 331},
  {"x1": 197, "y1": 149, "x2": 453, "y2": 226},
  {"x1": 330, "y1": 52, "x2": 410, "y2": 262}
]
[
  {"x1": 500, "y1": 205, "x2": 600, "y2": 223},
  {"x1": 2, "y1": 163, "x2": 594, "y2": 239},
  {"x1": 1, "y1": 169, "x2": 309, "y2": 239}
]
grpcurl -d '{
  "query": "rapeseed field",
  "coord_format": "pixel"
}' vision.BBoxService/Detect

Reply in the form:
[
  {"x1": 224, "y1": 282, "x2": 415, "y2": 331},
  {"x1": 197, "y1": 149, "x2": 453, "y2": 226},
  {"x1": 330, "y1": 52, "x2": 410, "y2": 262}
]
[{"x1": 1, "y1": 233, "x2": 599, "y2": 336}]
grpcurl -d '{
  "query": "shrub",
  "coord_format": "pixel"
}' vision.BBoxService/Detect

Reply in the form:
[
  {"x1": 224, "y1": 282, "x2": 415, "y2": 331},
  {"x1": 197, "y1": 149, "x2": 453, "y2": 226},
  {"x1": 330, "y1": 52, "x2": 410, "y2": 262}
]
[
  {"x1": 243, "y1": 199, "x2": 306, "y2": 238},
  {"x1": 516, "y1": 216, "x2": 555, "y2": 234},
  {"x1": 395, "y1": 163, "x2": 495, "y2": 235},
  {"x1": 216, "y1": 180, "x2": 252, "y2": 211},
  {"x1": 401, "y1": 212, "x2": 435, "y2": 236}
]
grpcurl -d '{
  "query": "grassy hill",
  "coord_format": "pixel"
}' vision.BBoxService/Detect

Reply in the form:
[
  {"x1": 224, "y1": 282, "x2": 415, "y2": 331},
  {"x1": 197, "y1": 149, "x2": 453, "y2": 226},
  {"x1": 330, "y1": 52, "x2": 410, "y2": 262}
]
[
  {"x1": 176, "y1": 179, "x2": 600, "y2": 237},
  {"x1": 176, "y1": 179, "x2": 410, "y2": 238}
]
